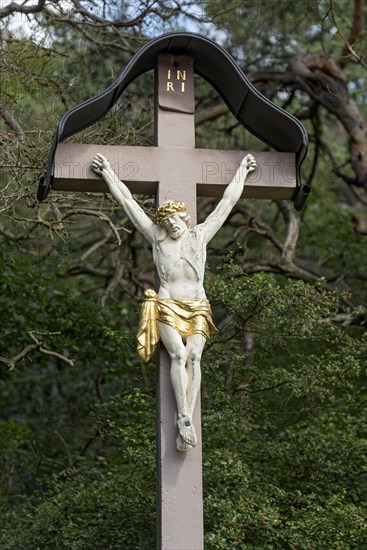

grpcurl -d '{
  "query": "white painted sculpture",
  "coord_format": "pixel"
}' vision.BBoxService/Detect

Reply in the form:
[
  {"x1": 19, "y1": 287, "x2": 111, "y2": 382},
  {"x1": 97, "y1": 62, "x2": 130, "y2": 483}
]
[{"x1": 92, "y1": 153, "x2": 257, "y2": 451}]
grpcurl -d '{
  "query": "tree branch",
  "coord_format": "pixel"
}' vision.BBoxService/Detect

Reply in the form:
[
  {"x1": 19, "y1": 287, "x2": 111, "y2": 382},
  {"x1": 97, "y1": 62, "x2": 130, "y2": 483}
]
[
  {"x1": 0, "y1": 343, "x2": 39, "y2": 372},
  {"x1": 248, "y1": 54, "x2": 366, "y2": 190},
  {"x1": 99, "y1": 249, "x2": 125, "y2": 308},
  {"x1": 0, "y1": 0, "x2": 46, "y2": 18},
  {"x1": 195, "y1": 104, "x2": 228, "y2": 126},
  {"x1": 330, "y1": 0, "x2": 366, "y2": 69},
  {"x1": 0, "y1": 331, "x2": 74, "y2": 372},
  {"x1": 289, "y1": 55, "x2": 367, "y2": 188},
  {"x1": 0, "y1": 218, "x2": 39, "y2": 241},
  {"x1": 235, "y1": 380, "x2": 289, "y2": 394},
  {"x1": 330, "y1": 310, "x2": 367, "y2": 327},
  {"x1": 51, "y1": 16, "x2": 133, "y2": 52},
  {"x1": 61, "y1": 209, "x2": 123, "y2": 245},
  {"x1": 0, "y1": 100, "x2": 25, "y2": 140},
  {"x1": 276, "y1": 200, "x2": 300, "y2": 263}
]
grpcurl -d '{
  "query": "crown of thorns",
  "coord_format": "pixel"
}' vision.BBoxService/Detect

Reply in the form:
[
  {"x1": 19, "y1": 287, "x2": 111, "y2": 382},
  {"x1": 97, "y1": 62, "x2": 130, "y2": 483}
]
[{"x1": 155, "y1": 200, "x2": 187, "y2": 224}]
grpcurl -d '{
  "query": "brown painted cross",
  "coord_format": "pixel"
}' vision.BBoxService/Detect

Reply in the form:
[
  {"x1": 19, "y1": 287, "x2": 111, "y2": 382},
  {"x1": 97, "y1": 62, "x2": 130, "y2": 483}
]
[{"x1": 52, "y1": 54, "x2": 298, "y2": 550}]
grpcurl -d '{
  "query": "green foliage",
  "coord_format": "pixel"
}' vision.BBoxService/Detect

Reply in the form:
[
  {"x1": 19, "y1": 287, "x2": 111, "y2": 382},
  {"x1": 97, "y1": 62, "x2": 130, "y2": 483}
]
[
  {"x1": 1, "y1": 1, "x2": 366, "y2": 548},
  {"x1": 0, "y1": 241, "x2": 138, "y2": 373},
  {"x1": 201, "y1": 267, "x2": 367, "y2": 549},
  {"x1": 1, "y1": 263, "x2": 365, "y2": 548},
  {"x1": 1, "y1": 390, "x2": 156, "y2": 549}
]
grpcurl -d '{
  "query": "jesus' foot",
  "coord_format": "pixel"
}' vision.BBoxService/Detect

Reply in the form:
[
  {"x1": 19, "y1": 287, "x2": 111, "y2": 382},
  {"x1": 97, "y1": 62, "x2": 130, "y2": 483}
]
[
  {"x1": 177, "y1": 415, "x2": 197, "y2": 447},
  {"x1": 176, "y1": 433, "x2": 193, "y2": 452}
]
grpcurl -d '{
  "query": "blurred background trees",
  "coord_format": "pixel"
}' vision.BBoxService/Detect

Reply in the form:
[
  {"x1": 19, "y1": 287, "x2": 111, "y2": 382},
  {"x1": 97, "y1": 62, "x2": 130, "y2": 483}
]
[{"x1": 0, "y1": 1, "x2": 366, "y2": 547}]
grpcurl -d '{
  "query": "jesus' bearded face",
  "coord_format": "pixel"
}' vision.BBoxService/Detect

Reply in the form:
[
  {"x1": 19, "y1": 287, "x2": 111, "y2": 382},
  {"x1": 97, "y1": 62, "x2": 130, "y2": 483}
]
[{"x1": 161, "y1": 213, "x2": 188, "y2": 239}]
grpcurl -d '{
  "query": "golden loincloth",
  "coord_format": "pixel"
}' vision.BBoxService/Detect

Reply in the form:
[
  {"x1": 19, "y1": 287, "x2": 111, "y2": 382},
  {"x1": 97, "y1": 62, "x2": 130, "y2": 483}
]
[{"x1": 136, "y1": 289, "x2": 217, "y2": 363}]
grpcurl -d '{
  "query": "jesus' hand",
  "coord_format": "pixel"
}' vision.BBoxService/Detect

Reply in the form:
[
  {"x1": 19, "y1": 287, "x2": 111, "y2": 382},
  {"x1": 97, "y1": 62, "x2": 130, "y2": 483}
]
[
  {"x1": 92, "y1": 153, "x2": 111, "y2": 175},
  {"x1": 240, "y1": 154, "x2": 257, "y2": 177}
]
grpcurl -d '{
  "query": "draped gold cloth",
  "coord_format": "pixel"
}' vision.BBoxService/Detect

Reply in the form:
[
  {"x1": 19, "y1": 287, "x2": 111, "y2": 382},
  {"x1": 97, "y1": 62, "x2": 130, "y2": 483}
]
[{"x1": 137, "y1": 289, "x2": 217, "y2": 362}]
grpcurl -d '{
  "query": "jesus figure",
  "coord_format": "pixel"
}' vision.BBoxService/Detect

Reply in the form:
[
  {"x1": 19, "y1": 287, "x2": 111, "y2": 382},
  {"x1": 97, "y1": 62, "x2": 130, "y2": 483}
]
[{"x1": 92, "y1": 153, "x2": 257, "y2": 451}]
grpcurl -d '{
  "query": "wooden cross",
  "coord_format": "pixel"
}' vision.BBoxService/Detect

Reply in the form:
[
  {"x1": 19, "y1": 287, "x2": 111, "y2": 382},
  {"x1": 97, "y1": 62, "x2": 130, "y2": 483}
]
[{"x1": 51, "y1": 54, "x2": 298, "y2": 550}]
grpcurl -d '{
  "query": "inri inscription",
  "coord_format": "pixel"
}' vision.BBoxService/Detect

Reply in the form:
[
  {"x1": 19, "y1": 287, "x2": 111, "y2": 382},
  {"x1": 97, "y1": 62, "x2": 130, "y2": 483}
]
[{"x1": 158, "y1": 54, "x2": 195, "y2": 114}]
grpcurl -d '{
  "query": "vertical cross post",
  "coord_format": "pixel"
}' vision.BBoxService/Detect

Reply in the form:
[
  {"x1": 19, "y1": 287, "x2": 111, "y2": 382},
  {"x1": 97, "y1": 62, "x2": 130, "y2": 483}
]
[{"x1": 155, "y1": 54, "x2": 204, "y2": 550}]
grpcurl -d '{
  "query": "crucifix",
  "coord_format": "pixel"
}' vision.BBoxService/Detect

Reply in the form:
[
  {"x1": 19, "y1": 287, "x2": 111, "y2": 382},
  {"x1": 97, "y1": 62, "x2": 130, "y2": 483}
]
[{"x1": 38, "y1": 34, "x2": 308, "y2": 550}]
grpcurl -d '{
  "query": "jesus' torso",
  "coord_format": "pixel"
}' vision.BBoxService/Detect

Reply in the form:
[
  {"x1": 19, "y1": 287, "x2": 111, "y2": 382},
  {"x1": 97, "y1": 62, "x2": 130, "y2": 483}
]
[{"x1": 152, "y1": 225, "x2": 207, "y2": 299}]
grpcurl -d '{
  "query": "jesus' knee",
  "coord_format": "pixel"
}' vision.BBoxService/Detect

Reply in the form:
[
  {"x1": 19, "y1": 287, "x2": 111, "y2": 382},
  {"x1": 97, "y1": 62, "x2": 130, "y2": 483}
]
[
  {"x1": 187, "y1": 347, "x2": 202, "y2": 371},
  {"x1": 168, "y1": 346, "x2": 187, "y2": 367}
]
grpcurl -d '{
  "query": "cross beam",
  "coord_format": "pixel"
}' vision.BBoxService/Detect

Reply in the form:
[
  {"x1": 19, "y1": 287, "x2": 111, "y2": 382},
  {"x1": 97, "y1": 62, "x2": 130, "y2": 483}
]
[{"x1": 53, "y1": 144, "x2": 296, "y2": 205}]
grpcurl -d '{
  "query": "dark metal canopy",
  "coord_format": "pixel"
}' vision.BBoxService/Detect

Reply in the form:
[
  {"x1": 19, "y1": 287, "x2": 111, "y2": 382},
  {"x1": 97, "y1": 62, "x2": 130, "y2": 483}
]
[{"x1": 37, "y1": 32, "x2": 309, "y2": 208}]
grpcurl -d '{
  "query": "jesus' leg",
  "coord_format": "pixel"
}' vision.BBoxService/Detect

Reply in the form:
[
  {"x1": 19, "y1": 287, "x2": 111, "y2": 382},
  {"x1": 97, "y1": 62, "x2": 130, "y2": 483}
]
[
  {"x1": 185, "y1": 333, "x2": 206, "y2": 420},
  {"x1": 159, "y1": 322, "x2": 197, "y2": 448},
  {"x1": 175, "y1": 333, "x2": 206, "y2": 452}
]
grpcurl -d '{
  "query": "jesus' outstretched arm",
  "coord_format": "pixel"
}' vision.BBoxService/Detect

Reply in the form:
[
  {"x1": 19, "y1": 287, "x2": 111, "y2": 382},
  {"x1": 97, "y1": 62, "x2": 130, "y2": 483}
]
[
  {"x1": 92, "y1": 153, "x2": 156, "y2": 243},
  {"x1": 201, "y1": 153, "x2": 257, "y2": 243}
]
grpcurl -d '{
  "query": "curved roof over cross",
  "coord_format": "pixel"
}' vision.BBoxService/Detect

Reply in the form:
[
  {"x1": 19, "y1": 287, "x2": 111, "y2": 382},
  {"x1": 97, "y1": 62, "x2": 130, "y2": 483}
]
[{"x1": 37, "y1": 32, "x2": 309, "y2": 206}]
